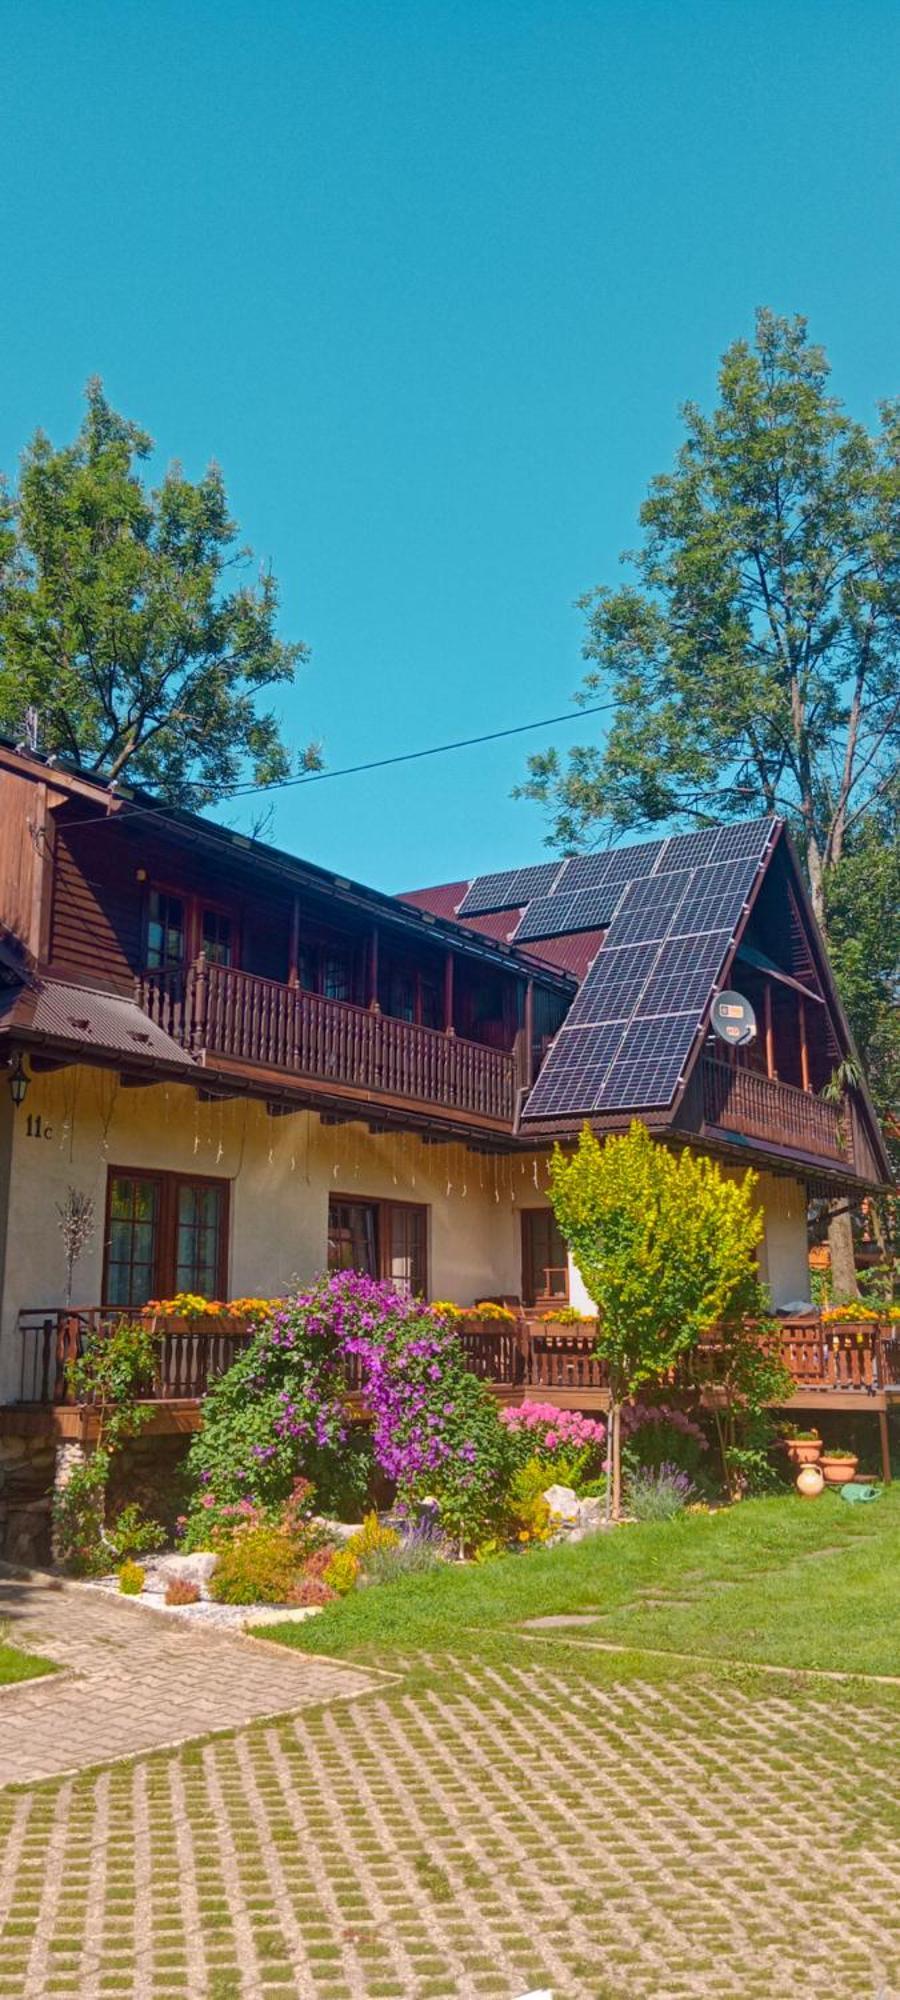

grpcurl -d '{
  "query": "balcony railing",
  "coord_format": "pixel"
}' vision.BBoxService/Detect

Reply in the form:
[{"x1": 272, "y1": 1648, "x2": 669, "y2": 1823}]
[
  {"x1": 136, "y1": 961, "x2": 518, "y2": 1126},
  {"x1": 700, "y1": 1054, "x2": 848, "y2": 1162},
  {"x1": 16, "y1": 1307, "x2": 900, "y2": 1408}
]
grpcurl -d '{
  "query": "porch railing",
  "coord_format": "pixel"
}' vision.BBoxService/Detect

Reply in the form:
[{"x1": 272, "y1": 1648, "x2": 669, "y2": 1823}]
[
  {"x1": 16, "y1": 1307, "x2": 899, "y2": 1409},
  {"x1": 700, "y1": 1054, "x2": 848, "y2": 1162},
  {"x1": 136, "y1": 962, "x2": 517, "y2": 1125},
  {"x1": 17, "y1": 1310, "x2": 254, "y2": 1407}
]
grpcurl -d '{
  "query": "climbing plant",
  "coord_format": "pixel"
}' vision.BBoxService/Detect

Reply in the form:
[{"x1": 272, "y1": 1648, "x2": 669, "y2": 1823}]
[{"x1": 184, "y1": 1272, "x2": 512, "y2": 1551}]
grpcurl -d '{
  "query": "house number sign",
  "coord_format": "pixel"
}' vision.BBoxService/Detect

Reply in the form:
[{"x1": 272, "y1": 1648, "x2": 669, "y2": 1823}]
[
  {"x1": 710, "y1": 991, "x2": 757, "y2": 1047},
  {"x1": 25, "y1": 1113, "x2": 53, "y2": 1140}
]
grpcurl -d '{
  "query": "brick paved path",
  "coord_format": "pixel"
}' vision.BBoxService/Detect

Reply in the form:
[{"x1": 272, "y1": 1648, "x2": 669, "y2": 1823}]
[
  {"x1": 0, "y1": 1573, "x2": 384, "y2": 1784},
  {"x1": 1, "y1": 1583, "x2": 898, "y2": 1997}
]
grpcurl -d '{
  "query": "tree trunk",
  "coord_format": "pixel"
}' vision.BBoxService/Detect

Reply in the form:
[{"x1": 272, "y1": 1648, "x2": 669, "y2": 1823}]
[
  {"x1": 827, "y1": 1202, "x2": 860, "y2": 1302},
  {"x1": 609, "y1": 1402, "x2": 622, "y2": 1522}
]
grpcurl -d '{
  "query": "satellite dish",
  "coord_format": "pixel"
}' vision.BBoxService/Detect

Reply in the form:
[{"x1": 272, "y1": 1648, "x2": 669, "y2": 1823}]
[{"x1": 711, "y1": 990, "x2": 757, "y2": 1047}]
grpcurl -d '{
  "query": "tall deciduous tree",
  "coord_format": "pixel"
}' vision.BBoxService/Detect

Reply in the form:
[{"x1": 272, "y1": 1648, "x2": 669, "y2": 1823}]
[
  {"x1": 0, "y1": 380, "x2": 319, "y2": 805},
  {"x1": 548, "y1": 1123, "x2": 765, "y2": 1518},
  {"x1": 523, "y1": 312, "x2": 899, "y2": 1293},
  {"x1": 520, "y1": 310, "x2": 899, "y2": 928}
]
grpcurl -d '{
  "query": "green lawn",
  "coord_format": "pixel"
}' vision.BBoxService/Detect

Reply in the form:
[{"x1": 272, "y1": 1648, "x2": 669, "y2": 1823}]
[
  {"x1": 0, "y1": 1628, "x2": 57, "y2": 1687},
  {"x1": 262, "y1": 1483, "x2": 900, "y2": 1679}
]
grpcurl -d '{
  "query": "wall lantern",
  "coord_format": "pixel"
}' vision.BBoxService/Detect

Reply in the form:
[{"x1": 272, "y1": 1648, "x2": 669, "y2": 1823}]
[{"x1": 7, "y1": 1052, "x2": 30, "y2": 1109}]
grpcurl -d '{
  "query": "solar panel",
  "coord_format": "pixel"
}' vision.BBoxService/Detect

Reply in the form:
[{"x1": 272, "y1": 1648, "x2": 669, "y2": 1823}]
[
  {"x1": 467, "y1": 814, "x2": 777, "y2": 1124},
  {"x1": 711, "y1": 816, "x2": 776, "y2": 863},
  {"x1": 669, "y1": 857, "x2": 759, "y2": 938},
  {"x1": 657, "y1": 827, "x2": 722, "y2": 873},
  {"x1": 524, "y1": 1021, "x2": 628, "y2": 1118},
  {"x1": 634, "y1": 931, "x2": 730, "y2": 1018},
  {"x1": 557, "y1": 851, "x2": 617, "y2": 893},
  {"x1": 600, "y1": 901, "x2": 678, "y2": 949},
  {"x1": 514, "y1": 882, "x2": 625, "y2": 942},
  {"x1": 600, "y1": 839, "x2": 666, "y2": 883},
  {"x1": 618, "y1": 866, "x2": 694, "y2": 913},
  {"x1": 565, "y1": 942, "x2": 658, "y2": 1027},
  {"x1": 597, "y1": 1012, "x2": 699, "y2": 1109},
  {"x1": 457, "y1": 861, "x2": 561, "y2": 916}
]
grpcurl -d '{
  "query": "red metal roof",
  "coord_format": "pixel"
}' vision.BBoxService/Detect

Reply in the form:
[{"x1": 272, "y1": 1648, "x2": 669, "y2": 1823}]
[
  {"x1": 0, "y1": 978, "x2": 197, "y2": 1074},
  {"x1": 399, "y1": 885, "x2": 603, "y2": 979}
]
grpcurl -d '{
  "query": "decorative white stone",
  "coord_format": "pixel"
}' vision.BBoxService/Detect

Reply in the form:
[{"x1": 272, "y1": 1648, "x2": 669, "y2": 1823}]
[
  {"x1": 156, "y1": 1551, "x2": 219, "y2": 1597},
  {"x1": 542, "y1": 1484, "x2": 580, "y2": 1526},
  {"x1": 316, "y1": 1518, "x2": 363, "y2": 1544},
  {"x1": 577, "y1": 1497, "x2": 605, "y2": 1534}
]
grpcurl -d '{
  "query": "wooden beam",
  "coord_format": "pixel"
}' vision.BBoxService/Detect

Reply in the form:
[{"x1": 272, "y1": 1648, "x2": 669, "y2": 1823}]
[
  {"x1": 288, "y1": 895, "x2": 300, "y2": 988},
  {"x1": 764, "y1": 981, "x2": 776, "y2": 1080},
  {"x1": 368, "y1": 925, "x2": 380, "y2": 1010},
  {"x1": 799, "y1": 997, "x2": 811, "y2": 1092},
  {"x1": 522, "y1": 977, "x2": 535, "y2": 1089},
  {"x1": 444, "y1": 951, "x2": 455, "y2": 1035}
]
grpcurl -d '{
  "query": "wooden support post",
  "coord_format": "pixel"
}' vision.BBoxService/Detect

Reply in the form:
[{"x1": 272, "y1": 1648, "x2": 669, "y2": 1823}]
[
  {"x1": 798, "y1": 996, "x2": 810, "y2": 1092},
  {"x1": 764, "y1": 980, "x2": 775, "y2": 1080},
  {"x1": 368, "y1": 925, "x2": 380, "y2": 1011},
  {"x1": 288, "y1": 896, "x2": 300, "y2": 988},
  {"x1": 878, "y1": 1407, "x2": 892, "y2": 1485},
  {"x1": 522, "y1": 977, "x2": 534, "y2": 1088},
  {"x1": 190, "y1": 953, "x2": 208, "y2": 1053},
  {"x1": 444, "y1": 951, "x2": 455, "y2": 1035}
]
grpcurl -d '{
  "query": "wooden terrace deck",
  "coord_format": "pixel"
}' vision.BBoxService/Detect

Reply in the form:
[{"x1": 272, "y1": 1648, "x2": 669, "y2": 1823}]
[{"x1": 6, "y1": 1306, "x2": 897, "y2": 1478}]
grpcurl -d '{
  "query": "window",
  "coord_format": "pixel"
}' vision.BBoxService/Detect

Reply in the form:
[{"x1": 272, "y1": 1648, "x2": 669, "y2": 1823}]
[
  {"x1": 328, "y1": 1199, "x2": 379, "y2": 1276},
  {"x1": 146, "y1": 892, "x2": 185, "y2": 971},
  {"x1": 201, "y1": 910, "x2": 233, "y2": 966},
  {"x1": 106, "y1": 1175, "x2": 160, "y2": 1308},
  {"x1": 322, "y1": 952, "x2": 352, "y2": 1003},
  {"x1": 387, "y1": 971, "x2": 415, "y2": 1023},
  {"x1": 386, "y1": 1203, "x2": 427, "y2": 1297},
  {"x1": 175, "y1": 1183, "x2": 224, "y2": 1294},
  {"x1": 521, "y1": 1209, "x2": 569, "y2": 1308},
  {"x1": 420, "y1": 980, "x2": 442, "y2": 1030},
  {"x1": 103, "y1": 1170, "x2": 228, "y2": 1307},
  {"x1": 328, "y1": 1197, "x2": 427, "y2": 1298}
]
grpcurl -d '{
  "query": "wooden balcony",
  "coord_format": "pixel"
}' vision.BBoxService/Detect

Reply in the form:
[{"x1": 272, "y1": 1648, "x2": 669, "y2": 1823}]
[
  {"x1": 15, "y1": 1307, "x2": 900, "y2": 1411},
  {"x1": 135, "y1": 961, "x2": 518, "y2": 1127},
  {"x1": 700, "y1": 1053, "x2": 848, "y2": 1163}
]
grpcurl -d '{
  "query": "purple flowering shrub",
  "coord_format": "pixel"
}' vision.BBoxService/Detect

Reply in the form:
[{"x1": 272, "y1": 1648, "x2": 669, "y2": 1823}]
[
  {"x1": 184, "y1": 1270, "x2": 514, "y2": 1553},
  {"x1": 625, "y1": 1462, "x2": 696, "y2": 1522}
]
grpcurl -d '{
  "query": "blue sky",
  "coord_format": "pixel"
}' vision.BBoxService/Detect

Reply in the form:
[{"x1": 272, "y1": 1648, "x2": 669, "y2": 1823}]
[{"x1": 2, "y1": 1, "x2": 897, "y2": 892}]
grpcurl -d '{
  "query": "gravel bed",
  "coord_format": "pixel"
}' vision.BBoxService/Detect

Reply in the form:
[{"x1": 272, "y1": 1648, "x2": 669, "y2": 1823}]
[{"x1": 84, "y1": 1558, "x2": 322, "y2": 1630}]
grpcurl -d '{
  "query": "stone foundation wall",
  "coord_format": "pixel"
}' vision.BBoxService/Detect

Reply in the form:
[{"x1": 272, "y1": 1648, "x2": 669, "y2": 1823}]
[
  {"x1": 0, "y1": 1432, "x2": 55, "y2": 1568},
  {"x1": 107, "y1": 1434, "x2": 193, "y2": 1538}
]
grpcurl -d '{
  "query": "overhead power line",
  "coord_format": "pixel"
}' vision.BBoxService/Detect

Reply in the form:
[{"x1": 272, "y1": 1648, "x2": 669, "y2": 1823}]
[{"x1": 53, "y1": 700, "x2": 615, "y2": 838}]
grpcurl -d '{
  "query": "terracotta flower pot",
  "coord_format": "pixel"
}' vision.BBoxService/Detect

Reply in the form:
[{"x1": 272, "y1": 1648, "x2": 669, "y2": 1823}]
[
  {"x1": 785, "y1": 1437, "x2": 822, "y2": 1467},
  {"x1": 821, "y1": 1453, "x2": 858, "y2": 1486}
]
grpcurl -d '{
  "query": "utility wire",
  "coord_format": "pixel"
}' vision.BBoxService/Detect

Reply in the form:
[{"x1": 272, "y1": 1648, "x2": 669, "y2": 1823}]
[{"x1": 52, "y1": 700, "x2": 615, "y2": 838}]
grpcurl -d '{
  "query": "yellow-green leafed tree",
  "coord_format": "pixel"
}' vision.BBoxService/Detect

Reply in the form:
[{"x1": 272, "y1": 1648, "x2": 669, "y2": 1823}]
[{"x1": 548, "y1": 1122, "x2": 765, "y2": 1518}]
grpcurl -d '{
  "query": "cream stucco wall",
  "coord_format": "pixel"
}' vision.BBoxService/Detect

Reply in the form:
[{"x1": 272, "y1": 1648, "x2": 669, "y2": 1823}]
[
  {"x1": 0, "y1": 1067, "x2": 557, "y2": 1401},
  {"x1": 0, "y1": 1069, "x2": 813, "y2": 1402}
]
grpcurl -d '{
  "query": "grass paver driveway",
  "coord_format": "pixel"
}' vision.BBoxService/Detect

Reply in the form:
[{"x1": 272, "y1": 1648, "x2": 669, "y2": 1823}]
[{"x1": 1, "y1": 1491, "x2": 898, "y2": 1998}]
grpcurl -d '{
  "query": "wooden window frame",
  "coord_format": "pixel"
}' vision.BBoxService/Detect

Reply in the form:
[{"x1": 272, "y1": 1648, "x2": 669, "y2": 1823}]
[
  {"x1": 520, "y1": 1208, "x2": 570, "y2": 1309},
  {"x1": 328, "y1": 1193, "x2": 429, "y2": 1297},
  {"x1": 103, "y1": 1166, "x2": 230, "y2": 1306},
  {"x1": 142, "y1": 883, "x2": 240, "y2": 973}
]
